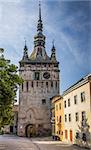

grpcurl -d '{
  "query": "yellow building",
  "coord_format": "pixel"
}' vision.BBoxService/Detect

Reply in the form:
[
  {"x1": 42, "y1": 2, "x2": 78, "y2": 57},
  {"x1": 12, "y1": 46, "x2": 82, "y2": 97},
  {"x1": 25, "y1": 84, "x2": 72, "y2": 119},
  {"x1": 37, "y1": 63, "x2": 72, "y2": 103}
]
[
  {"x1": 51, "y1": 95, "x2": 64, "y2": 141},
  {"x1": 63, "y1": 74, "x2": 91, "y2": 145}
]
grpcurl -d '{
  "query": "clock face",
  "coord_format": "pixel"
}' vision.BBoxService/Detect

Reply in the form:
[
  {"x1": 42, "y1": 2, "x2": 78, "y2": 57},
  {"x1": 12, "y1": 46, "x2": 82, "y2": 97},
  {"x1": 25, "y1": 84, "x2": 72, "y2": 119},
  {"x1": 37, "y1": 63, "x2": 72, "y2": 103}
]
[{"x1": 43, "y1": 72, "x2": 50, "y2": 79}]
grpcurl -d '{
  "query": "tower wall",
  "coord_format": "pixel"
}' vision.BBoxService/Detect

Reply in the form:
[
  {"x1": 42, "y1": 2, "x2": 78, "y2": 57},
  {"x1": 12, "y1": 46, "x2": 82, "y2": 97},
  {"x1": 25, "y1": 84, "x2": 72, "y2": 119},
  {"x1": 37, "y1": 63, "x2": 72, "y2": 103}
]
[{"x1": 18, "y1": 63, "x2": 60, "y2": 136}]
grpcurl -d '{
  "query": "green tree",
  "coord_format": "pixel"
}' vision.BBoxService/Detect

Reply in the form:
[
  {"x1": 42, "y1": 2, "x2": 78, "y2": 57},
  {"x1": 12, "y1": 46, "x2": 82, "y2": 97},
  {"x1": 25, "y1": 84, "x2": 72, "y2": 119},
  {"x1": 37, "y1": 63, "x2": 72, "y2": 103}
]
[{"x1": 0, "y1": 48, "x2": 23, "y2": 129}]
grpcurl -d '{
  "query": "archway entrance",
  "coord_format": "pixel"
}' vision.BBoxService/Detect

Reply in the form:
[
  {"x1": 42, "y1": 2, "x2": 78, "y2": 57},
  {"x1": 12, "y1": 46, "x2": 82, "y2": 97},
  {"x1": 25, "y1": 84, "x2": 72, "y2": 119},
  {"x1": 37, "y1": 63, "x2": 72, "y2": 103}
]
[{"x1": 25, "y1": 124, "x2": 36, "y2": 137}]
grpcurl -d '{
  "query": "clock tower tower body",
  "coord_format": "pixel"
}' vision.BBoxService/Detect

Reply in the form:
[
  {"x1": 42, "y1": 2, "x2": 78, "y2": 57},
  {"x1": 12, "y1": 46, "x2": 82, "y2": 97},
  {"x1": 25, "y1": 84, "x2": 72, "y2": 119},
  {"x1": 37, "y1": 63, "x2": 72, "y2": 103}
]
[{"x1": 18, "y1": 3, "x2": 60, "y2": 137}]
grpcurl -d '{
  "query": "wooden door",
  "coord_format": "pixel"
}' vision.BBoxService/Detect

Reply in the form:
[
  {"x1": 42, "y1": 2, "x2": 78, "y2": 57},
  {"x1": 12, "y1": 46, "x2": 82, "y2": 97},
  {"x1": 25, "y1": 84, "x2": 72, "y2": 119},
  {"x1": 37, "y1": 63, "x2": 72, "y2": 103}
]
[{"x1": 70, "y1": 130, "x2": 73, "y2": 142}]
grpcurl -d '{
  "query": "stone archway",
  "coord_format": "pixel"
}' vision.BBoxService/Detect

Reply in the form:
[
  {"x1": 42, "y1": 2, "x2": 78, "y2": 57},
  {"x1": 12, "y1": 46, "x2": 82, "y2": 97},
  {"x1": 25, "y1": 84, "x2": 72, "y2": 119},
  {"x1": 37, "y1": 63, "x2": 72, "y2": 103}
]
[{"x1": 25, "y1": 124, "x2": 36, "y2": 137}]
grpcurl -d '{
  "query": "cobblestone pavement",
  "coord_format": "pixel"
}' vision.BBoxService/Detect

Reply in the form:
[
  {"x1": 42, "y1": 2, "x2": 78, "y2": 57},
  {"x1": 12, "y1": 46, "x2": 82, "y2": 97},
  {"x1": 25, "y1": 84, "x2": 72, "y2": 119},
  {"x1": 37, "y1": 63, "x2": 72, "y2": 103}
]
[{"x1": 0, "y1": 135, "x2": 90, "y2": 150}]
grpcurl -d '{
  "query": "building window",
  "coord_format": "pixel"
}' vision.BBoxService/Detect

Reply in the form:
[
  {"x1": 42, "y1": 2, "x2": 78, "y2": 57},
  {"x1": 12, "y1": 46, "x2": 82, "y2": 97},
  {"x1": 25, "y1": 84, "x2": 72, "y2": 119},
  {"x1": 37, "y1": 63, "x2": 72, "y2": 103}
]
[
  {"x1": 59, "y1": 116, "x2": 61, "y2": 123},
  {"x1": 46, "y1": 82, "x2": 48, "y2": 88},
  {"x1": 26, "y1": 81, "x2": 28, "y2": 92},
  {"x1": 59, "y1": 130, "x2": 60, "y2": 134},
  {"x1": 81, "y1": 92, "x2": 85, "y2": 102},
  {"x1": 74, "y1": 95, "x2": 77, "y2": 104},
  {"x1": 76, "y1": 132, "x2": 79, "y2": 139},
  {"x1": 44, "y1": 64, "x2": 46, "y2": 67},
  {"x1": 56, "y1": 105, "x2": 58, "y2": 111},
  {"x1": 31, "y1": 81, "x2": 33, "y2": 87},
  {"x1": 69, "y1": 114, "x2": 71, "y2": 122},
  {"x1": 42, "y1": 99, "x2": 46, "y2": 105},
  {"x1": 59, "y1": 103, "x2": 61, "y2": 109},
  {"x1": 36, "y1": 81, "x2": 38, "y2": 87},
  {"x1": 75, "y1": 112, "x2": 79, "y2": 121},
  {"x1": 57, "y1": 116, "x2": 58, "y2": 122},
  {"x1": 65, "y1": 114, "x2": 67, "y2": 122},
  {"x1": 41, "y1": 82, "x2": 43, "y2": 88},
  {"x1": 82, "y1": 133, "x2": 87, "y2": 142},
  {"x1": 82, "y1": 111, "x2": 86, "y2": 121},
  {"x1": 51, "y1": 81, "x2": 53, "y2": 87},
  {"x1": 34, "y1": 72, "x2": 40, "y2": 80},
  {"x1": 22, "y1": 83, "x2": 23, "y2": 91},
  {"x1": 54, "y1": 64, "x2": 58, "y2": 67},
  {"x1": 64, "y1": 101, "x2": 66, "y2": 108},
  {"x1": 65, "y1": 130, "x2": 68, "y2": 139},
  {"x1": 55, "y1": 81, "x2": 57, "y2": 88},
  {"x1": 68, "y1": 99, "x2": 70, "y2": 107}
]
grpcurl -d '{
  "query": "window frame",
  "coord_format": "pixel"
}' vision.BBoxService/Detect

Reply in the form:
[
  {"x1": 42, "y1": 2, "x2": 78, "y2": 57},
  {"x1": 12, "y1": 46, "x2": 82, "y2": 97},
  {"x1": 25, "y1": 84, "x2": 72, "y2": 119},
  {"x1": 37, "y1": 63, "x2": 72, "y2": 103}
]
[
  {"x1": 68, "y1": 98, "x2": 70, "y2": 107},
  {"x1": 81, "y1": 92, "x2": 85, "y2": 102},
  {"x1": 74, "y1": 95, "x2": 77, "y2": 104}
]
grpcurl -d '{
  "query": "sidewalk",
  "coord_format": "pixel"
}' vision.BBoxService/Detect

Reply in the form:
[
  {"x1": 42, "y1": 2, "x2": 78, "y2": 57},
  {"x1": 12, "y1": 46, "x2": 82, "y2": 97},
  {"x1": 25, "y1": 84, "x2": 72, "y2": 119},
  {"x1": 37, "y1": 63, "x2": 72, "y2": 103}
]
[
  {"x1": 31, "y1": 136, "x2": 91, "y2": 149},
  {"x1": 31, "y1": 136, "x2": 72, "y2": 146}
]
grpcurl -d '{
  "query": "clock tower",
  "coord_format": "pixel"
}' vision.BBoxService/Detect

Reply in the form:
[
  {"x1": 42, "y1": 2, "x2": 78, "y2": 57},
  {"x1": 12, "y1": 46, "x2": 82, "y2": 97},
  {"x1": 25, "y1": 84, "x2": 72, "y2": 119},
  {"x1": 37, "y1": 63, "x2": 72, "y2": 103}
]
[{"x1": 18, "y1": 3, "x2": 60, "y2": 137}]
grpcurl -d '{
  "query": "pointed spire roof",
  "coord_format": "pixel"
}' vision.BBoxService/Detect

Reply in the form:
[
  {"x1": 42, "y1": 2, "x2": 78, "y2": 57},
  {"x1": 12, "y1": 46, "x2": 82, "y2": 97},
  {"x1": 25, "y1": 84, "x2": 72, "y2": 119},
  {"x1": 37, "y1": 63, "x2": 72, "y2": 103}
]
[
  {"x1": 51, "y1": 40, "x2": 57, "y2": 62},
  {"x1": 22, "y1": 39, "x2": 29, "y2": 61},
  {"x1": 37, "y1": 1, "x2": 43, "y2": 32},
  {"x1": 30, "y1": 1, "x2": 50, "y2": 62}
]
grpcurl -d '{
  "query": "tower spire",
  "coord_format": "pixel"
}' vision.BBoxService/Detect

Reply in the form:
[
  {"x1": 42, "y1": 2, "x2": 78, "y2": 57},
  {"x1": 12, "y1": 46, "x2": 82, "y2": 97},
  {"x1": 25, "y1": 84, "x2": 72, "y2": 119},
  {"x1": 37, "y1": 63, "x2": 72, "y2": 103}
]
[
  {"x1": 37, "y1": 1, "x2": 43, "y2": 32},
  {"x1": 39, "y1": 1, "x2": 41, "y2": 21}
]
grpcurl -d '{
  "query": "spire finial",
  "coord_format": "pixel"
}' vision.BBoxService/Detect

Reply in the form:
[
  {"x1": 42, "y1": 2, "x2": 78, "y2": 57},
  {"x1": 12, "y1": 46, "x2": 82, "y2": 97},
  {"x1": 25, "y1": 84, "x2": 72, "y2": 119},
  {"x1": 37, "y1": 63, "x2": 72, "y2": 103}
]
[
  {"x1": 24, "y1": 37, "x2": 26, "y2": 46},
  {"x1": 52, "y1": 39, "x2": 55, "y2": 47}
]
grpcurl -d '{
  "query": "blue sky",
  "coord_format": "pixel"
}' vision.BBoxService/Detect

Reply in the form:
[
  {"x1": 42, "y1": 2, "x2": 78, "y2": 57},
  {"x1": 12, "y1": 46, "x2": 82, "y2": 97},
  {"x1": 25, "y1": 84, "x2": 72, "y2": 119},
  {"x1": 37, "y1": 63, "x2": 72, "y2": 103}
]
[{"x1": 0, "y1": 0, "x2": 90, "y2": 93}]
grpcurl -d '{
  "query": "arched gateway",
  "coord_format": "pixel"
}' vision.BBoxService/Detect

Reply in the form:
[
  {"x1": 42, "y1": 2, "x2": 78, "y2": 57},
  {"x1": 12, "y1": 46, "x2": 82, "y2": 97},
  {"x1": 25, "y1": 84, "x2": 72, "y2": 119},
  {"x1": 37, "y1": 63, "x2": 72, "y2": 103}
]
[{"x1": 25, "y1": 124, "x2": 36, "y2": 137}]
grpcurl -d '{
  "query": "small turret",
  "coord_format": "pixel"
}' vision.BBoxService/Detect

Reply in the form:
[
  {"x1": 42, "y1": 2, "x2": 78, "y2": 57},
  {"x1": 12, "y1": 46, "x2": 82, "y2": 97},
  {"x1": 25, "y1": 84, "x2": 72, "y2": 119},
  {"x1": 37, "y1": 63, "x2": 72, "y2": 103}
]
[
  {"x1": 22, "y1": 40, "x2": 29, "y2": 61},
  {"x1": 51, "y1": 40, "x2": 57, "y2": 62}
]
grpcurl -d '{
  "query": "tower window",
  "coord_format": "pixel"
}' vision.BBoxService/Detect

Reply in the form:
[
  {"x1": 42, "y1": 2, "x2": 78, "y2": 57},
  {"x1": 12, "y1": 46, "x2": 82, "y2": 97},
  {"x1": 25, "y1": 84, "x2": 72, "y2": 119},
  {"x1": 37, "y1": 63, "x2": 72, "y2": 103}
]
[
  {"x1": 54, "y1": 64, "x2": 58, "y2": 67},
  {"x1": 51, "y1": 81, "x2": 53, "y2": 87},
  {"x1": 26, "y1": 81, "x2": 28, "y2": 92},
  {"x1": 55, "y1": 81, "x2": 57, "y2": 88},
  {"x1": 22, "y1": 83, "x2": 23, "y2": 91},
  {"x1": 41, "y1": 82, "x2": 43, "y2": 88},
  {"x1": 42, "y1": 99, "x2": 46, "y2": 104},
  {"x1": 46, "y1": 82, "x2": 48, "y2": 88},
  {"x1": 44, "y1": 64, "x2": 46, "y2": 67},
  {"x1": 36, "y1": 81, "x2": 38, "y2": 87},
  {"x1": 31, "y1": 81, "x2": 33, "y2": 87},
  {"x1": 34, "y1": 72, "x2": 40, "y2": 80}
]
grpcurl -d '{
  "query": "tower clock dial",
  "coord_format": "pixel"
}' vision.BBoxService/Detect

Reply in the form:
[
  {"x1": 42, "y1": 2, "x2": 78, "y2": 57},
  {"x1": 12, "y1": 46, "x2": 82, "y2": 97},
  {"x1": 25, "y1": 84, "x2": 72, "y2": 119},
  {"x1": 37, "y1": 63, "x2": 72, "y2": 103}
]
[{"x1": 43, "y1": 72, "x2": 50, "y2": 79}]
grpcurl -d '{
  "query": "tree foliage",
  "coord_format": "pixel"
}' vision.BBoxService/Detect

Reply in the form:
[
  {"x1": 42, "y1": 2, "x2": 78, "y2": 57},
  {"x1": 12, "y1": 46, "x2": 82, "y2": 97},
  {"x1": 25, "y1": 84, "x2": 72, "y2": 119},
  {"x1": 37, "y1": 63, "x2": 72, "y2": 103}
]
[{"x1": 0, "y1": 49, "x2": 23, "y2": 128}]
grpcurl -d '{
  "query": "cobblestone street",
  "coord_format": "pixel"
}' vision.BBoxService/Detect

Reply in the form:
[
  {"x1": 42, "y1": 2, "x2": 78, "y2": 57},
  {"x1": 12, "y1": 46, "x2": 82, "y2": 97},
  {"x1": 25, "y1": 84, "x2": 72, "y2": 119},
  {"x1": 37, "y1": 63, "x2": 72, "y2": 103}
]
[{"x1": 0, "y1": 135, "x2": 89, "y2": 150}]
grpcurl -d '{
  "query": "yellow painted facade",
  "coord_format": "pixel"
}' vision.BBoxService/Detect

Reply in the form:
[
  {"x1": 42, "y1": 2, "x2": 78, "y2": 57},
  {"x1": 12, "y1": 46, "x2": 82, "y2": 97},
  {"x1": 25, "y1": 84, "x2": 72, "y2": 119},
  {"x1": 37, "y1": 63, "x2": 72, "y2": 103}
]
[{"x1": 51, "y1": 95, "x2": 64, "y2": 141}]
